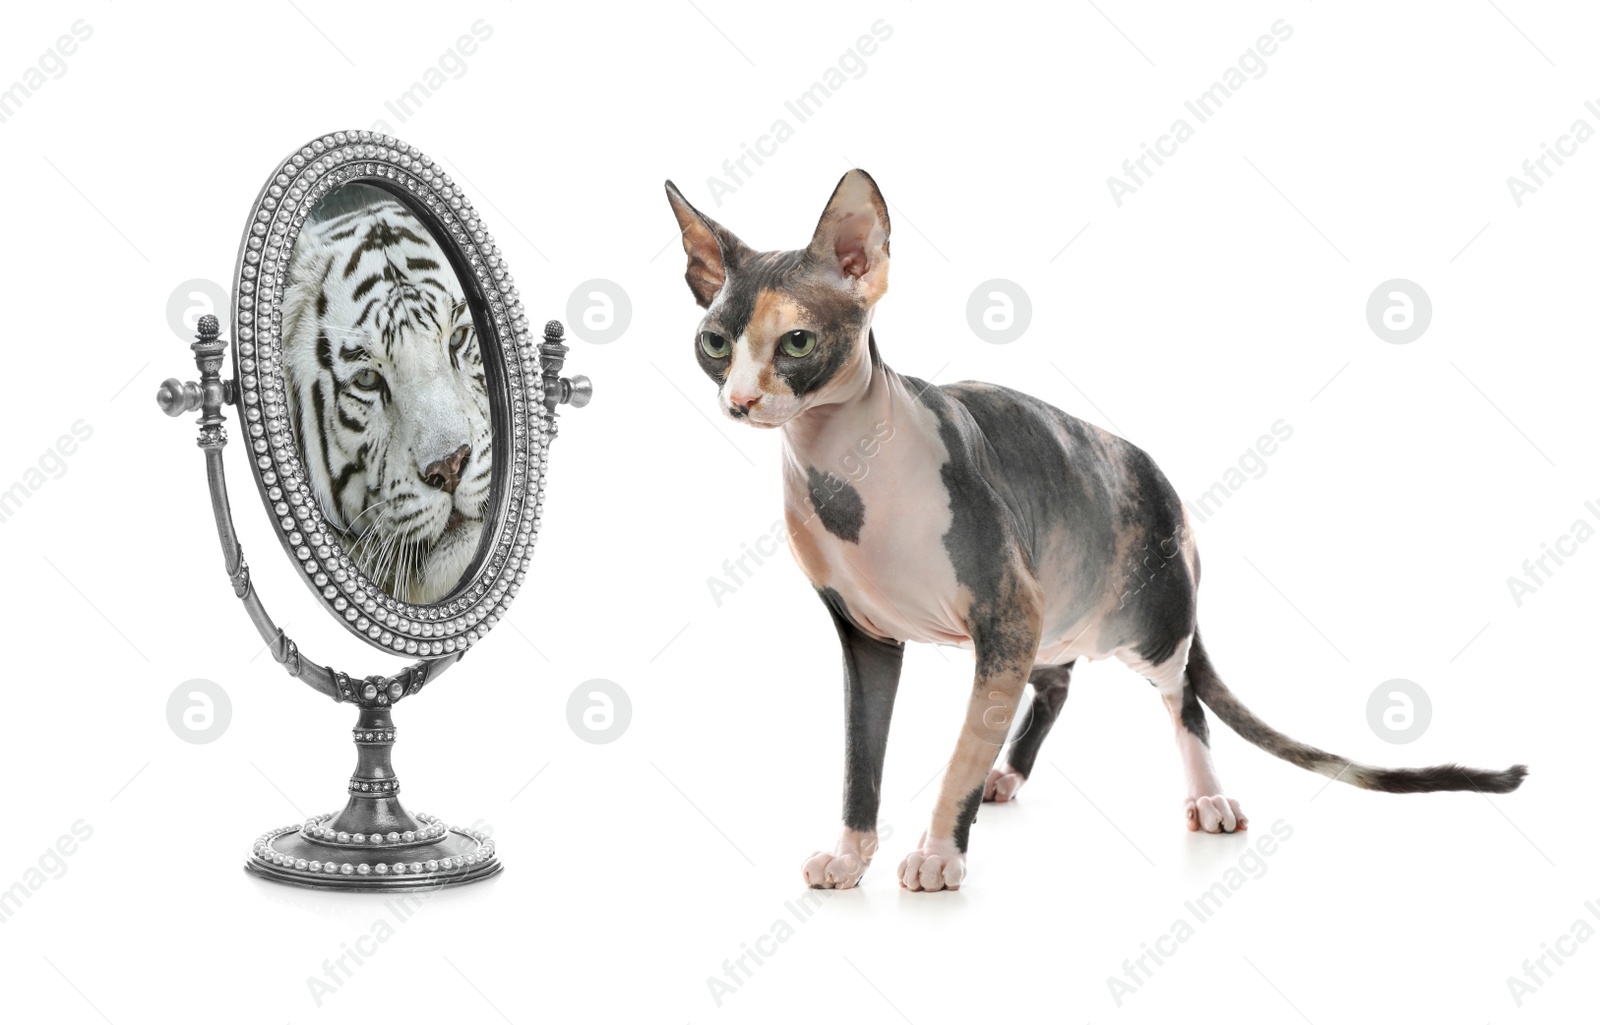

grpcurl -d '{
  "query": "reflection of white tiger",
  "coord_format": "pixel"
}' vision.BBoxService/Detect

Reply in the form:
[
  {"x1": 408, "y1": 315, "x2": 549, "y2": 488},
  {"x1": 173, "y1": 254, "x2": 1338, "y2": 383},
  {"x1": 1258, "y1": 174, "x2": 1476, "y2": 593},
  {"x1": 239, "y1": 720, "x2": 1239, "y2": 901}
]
[{"x1": 281, "y1": 190, "x2": 492, "y2": 604}]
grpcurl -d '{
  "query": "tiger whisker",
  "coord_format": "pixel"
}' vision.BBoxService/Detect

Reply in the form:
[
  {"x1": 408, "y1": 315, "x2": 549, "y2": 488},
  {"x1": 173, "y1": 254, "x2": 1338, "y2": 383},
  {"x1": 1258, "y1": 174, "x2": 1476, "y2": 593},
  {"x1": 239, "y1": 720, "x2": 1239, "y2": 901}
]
[{"x1": 346, "y1": 495, "x2": 404, "y2": 534}]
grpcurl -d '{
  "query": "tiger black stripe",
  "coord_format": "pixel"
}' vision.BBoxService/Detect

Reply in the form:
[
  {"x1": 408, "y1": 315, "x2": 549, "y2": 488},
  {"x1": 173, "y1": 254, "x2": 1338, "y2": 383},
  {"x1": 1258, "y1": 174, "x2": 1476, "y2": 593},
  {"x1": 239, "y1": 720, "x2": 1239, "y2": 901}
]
[
  {"x1": 311, "y1": 382, "x2": 332, "y2": 486},
  {"x1": 332, "y1": 443, "x2": 369, "y2": 497},
  {"x1": 351, "y1": 274, "x2": 383, "y2": 303}
]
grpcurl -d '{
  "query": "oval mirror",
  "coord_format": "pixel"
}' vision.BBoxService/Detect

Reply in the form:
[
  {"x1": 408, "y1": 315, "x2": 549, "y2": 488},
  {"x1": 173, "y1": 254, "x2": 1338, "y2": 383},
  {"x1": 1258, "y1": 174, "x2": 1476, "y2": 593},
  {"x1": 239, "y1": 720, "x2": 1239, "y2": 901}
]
[
  {"x1": 159, "y1": 130, "x2": 590, "y2": 892},
  {"x1": 234, "y1": 134, "x2": 541, "y2": 657}
]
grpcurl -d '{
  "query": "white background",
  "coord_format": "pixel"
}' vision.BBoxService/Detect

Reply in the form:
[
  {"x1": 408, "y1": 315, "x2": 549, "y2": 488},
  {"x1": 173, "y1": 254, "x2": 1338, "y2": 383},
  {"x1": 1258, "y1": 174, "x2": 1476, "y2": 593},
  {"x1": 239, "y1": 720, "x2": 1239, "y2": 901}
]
[{"x1": 1, "y1": 1, "x2": 1595, "y2": 1022}]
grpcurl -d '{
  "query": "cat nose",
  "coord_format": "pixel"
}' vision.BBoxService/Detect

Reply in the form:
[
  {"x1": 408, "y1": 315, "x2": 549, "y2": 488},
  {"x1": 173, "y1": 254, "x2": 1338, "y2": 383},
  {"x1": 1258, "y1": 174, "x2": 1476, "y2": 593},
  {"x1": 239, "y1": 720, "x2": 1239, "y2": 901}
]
[
  {"x1": 728, "y1": 388, "x2": 762, "y2": 414},
  {"x1": 422, "y1": 444, "x2": 470, "y2": 494}
]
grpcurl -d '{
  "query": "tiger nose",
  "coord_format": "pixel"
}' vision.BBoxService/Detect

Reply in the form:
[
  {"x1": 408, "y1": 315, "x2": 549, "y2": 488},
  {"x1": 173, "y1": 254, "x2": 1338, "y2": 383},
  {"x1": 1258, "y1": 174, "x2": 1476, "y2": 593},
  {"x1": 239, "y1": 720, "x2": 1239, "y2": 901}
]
[{"x1": 422, "y1": 444, "x2": 470, "y2": 494}]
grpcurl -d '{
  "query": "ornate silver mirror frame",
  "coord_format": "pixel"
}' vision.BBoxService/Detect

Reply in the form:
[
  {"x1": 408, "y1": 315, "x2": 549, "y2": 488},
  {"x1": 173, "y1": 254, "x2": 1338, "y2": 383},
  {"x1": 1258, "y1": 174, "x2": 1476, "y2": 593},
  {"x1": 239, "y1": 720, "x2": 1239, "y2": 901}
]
[{"x1": 157, "y1": 130, "x2": 591, "y2": 891}]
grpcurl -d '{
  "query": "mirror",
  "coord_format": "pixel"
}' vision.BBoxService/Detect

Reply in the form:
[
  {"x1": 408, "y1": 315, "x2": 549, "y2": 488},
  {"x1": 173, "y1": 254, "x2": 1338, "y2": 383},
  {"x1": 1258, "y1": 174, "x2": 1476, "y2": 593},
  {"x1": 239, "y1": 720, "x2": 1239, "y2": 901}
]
[
  {"x1": 281, "y1": 182, "x2": 492, "y2": 605},
  {"x1": 157, "y1": 130, "x2": 591, "y2": 891},
  {"x1": 229, "y1": 132, "x2": 567, "y2": 660}
]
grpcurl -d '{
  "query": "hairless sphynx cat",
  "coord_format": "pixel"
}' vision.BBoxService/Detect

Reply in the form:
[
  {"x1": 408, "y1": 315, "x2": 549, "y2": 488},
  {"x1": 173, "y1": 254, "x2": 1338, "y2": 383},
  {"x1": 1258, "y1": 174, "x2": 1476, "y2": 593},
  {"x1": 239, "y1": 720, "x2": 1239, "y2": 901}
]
[{"x1": 665, "y1": 170, "x2": 1527, "y2": 892}]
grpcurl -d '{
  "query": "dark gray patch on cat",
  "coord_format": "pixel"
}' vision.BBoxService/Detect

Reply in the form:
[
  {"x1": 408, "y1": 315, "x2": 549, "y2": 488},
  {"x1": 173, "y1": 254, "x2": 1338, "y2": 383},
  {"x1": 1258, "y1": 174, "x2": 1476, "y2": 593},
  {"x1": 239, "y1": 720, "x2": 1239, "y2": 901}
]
[
  {"x1": 713, "y1": 250, "x2": 804, "y2": 335},
  {"x1": 1110, "y1": 444, "x2": 1195, "y2": 668},
  {"x1": 938, "y1": 381, "x2": 1118, "y2": 638},
  {"x1": 1178, "y1": 681, "x2": 1209, "y2": 747},
  {"x1": 806, "y1": 466, "x2": 865, "y2": 543},
  {"x1": 775, "y1": 326, "x2": 851, "y2": 397},
  {"x1": 952, "y1": 784, "x2": 985, "y2": 853},
  {"x1": 772, "y1": 285, "x2": 866, "y2": 398},
  {"x1": 693, "y1": 332, "x2": 731, "y2": 383},
  {"x1": 996, "y1": 661, "x2": 1075, "y2": 785},
  {"x1": 817, "y1": 585, "x2": 853, "y2": 630},
  {"x1": 939, "y1": 380, "x2": 1193, "y2": 670},
  {"x1": 817, "y1": 586, "x2": 904, "y2": 837},
  {"x1": 906, "y1": 379, "x2": 1039, "y2": 679}
]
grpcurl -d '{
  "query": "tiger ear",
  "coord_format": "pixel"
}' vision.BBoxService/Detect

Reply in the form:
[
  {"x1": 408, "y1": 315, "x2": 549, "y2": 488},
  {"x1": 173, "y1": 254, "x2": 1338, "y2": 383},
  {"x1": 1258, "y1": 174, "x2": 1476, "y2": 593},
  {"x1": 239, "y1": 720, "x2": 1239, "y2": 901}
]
[
  {"x1": 665, "y1": 180, "x2": 750, "y2": 308},
  {"x1": 281, "y1": 245, "x2": 336, "y2": 353},
  {"x1": 806, "y1": 169, "x2": 890, "y2": 302}
]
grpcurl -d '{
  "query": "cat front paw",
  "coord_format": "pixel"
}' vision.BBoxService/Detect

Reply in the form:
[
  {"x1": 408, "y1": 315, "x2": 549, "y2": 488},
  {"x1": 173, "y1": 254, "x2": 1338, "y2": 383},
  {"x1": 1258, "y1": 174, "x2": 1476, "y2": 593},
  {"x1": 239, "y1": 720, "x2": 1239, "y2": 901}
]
[
  {"x1": 983, "y1": 765, "x2": 1027, "y2": 803},
  {"x1": 897, "y1": 835, "x2": 966, "y2": 892},
  {"x1": 802, "y1": 849, "x2": 870, "y2": 889},
  {"x1": 1185, "y1": 794, "x2": 1248, "y2": 833},
  {"x1": 802, "y1": 830, "x2": 879, "y2": 889}
]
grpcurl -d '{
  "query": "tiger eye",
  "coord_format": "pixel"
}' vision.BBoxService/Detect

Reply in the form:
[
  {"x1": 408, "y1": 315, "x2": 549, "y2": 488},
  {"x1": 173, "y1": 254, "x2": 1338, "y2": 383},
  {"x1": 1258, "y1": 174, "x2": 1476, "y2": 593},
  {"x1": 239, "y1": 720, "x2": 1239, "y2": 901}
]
[{"x1": 353, "y1": 368, "x2": 382, "y2": 390}]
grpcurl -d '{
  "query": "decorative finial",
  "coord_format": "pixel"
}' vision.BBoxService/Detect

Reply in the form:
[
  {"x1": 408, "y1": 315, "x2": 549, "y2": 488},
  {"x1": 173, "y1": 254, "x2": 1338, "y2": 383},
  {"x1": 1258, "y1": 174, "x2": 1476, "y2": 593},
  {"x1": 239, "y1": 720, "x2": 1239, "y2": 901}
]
[
  {"x1": 540, "y1": 320, "x2": 570, "y2": 435},
  {"x1": 537, "y1": 319, "x2": 591, "y2": 421}
]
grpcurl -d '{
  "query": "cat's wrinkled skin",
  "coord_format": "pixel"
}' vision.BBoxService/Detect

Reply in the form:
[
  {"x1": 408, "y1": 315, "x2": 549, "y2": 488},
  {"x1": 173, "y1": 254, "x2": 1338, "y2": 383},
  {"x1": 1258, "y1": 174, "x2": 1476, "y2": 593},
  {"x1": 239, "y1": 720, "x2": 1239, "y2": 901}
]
[{"x1": 665, "y1": 171, "x2": 1527, "y2": 893}]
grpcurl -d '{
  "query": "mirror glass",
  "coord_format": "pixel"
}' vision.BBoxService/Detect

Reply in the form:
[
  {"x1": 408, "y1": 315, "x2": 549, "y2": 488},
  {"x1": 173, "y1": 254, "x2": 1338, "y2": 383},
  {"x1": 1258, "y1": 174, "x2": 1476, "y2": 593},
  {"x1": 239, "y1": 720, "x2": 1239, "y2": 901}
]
[
  {"x1": 280, "y1": 182, "x2": 493, "y2": 604},
  {"x1": 233, "y1": 131, "x2": 548, "y2": 660}
]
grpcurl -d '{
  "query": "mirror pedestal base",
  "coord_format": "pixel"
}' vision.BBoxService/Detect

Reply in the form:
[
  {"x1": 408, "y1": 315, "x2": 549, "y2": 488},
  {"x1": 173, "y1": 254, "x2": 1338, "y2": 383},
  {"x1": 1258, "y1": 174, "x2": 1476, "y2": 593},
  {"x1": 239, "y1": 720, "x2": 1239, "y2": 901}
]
[
  {"x1": 244, "y1": 821, "x2": 501, "y2": 892},
  {"x1": 242, "y1": 704, "x2": 501, "y2": 891}
]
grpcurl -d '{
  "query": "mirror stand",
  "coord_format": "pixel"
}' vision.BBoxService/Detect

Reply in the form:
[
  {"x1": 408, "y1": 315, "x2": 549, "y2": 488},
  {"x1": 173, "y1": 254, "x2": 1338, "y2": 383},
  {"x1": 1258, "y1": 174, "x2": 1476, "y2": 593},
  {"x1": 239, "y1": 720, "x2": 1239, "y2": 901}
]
[
  {"x1": 246, "y1": 702, "x2": 502, "y2": 891},
  {"x1": 160, "y1": 315, "x2": 587, "y2": 892},
  {"x1": 161, "y1": 132, "x2": 591, "y2": 893}
]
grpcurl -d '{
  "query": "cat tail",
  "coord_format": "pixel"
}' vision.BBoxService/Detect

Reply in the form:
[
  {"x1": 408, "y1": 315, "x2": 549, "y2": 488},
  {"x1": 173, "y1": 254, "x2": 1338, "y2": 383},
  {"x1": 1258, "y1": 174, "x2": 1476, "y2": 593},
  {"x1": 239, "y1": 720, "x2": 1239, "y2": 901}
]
[{"x1": 1186, "y1": 629, "x2": 1527, "y2": 795}]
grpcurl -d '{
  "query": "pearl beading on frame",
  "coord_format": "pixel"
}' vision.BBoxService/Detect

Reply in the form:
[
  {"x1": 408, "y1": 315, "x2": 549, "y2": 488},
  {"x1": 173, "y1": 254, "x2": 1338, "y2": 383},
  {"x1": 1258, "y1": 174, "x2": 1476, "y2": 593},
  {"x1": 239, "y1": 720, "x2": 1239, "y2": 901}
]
[
  {"x1": 255, "y1": 820, "x2": 496, "y2": 878},
  {"x1": 232, "y1": 130, "x2": 547, "y2": 658},
  {"x1": 299, "y1": 811, "x2": 447, "y2": 847}
]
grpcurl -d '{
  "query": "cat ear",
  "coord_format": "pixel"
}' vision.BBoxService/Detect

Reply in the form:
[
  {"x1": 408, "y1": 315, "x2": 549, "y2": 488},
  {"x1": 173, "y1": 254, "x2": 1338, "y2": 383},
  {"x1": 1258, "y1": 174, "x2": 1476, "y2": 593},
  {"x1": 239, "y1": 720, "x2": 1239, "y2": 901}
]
[
  {"x1": 806, "y1": 169, "x2": 890, "y2": 301},
  {"x1": 665, "y1": 181, "x2": 749, "y2": 308}
]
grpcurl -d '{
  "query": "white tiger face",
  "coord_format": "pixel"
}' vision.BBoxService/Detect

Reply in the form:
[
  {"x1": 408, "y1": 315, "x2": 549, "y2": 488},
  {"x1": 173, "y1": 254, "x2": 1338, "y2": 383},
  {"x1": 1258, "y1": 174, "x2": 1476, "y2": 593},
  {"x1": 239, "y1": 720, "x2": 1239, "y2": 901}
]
[{"x1": 281, "y1": 188, "x2": 494, "y2": 604}]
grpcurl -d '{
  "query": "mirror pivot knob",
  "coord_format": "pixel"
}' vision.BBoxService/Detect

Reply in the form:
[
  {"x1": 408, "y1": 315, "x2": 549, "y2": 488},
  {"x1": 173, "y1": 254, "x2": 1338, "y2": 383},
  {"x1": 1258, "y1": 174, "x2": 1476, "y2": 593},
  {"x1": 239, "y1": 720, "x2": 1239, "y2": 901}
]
[
  {"x1": 560, "y1": 375, "x2": 593, "y2": 408},
  {"x1": 158, "y1": 378, "x2": 203, "y2": 417}
]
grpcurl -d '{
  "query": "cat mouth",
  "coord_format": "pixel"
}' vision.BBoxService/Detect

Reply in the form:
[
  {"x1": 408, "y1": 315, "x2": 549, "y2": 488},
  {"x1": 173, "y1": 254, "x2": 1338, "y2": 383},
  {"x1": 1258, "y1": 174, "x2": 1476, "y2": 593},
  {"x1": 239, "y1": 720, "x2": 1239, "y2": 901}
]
[{"x1": 739, "y1": 409, "x2": 794, "y2": 429}]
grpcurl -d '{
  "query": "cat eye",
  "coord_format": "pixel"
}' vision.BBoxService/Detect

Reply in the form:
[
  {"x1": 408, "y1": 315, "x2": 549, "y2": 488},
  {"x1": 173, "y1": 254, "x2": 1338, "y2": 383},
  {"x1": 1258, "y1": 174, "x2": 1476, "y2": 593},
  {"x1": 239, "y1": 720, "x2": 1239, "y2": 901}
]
[
  {"x1": 352, "y1": 367, "x2": 383, "y2": 390},
  {"x1": 700, "y1": 331, "x2": 731, "y2": 358},
  {"x1": 780, "y1": 330, "x2": 817, "y2": 358}
]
